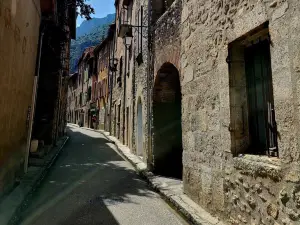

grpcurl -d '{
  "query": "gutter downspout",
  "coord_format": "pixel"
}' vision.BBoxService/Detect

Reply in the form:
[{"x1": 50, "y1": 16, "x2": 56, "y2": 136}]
[
  {"x1": 123, "y1": 45, "x2": 128, "y2": 144},
  {"x1": 109, "y1": 34, "x2": 116, "y2": 134},
  {"x1": 147, "y1": 0, "x2": 153, "y2": 169},
  {"x1": 24, "y1": 25, "x2": 45, "y2": 173},
  {"x1": 54, "y1": 70, "x2": 63, "y2": 144}
]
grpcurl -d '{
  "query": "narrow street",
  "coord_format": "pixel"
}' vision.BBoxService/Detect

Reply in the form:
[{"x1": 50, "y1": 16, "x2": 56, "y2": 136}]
[{"x1": 19, "y1": 126, "x2": 187, "y2": 225}]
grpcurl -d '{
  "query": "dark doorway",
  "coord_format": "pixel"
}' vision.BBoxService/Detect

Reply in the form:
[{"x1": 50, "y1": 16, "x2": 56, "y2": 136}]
[
  {"x1": 152, "y1": 63, "x2": 183, "y2": 179},
  {"x1": 114, "y1": 104, "x2": 117, "y2": 136},
  {"x1": 137, "y1": 98, "x2": 143, "y2": 157},
  {"x1": 117, "y1": 104, "x2": 121, "y2": 139},
  {"x1": 126, "y1": 107, "x2": 129, "y2": 145}
]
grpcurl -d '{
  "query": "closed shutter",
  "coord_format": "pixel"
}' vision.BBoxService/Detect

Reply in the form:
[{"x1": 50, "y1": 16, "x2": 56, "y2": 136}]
[{"x1": 244, "y1": 39, "x2": 278, "y2": 156}]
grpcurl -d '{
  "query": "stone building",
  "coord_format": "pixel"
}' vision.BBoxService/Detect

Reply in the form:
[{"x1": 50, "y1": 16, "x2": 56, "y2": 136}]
[
  {"x1": 130, "y1": 0, "x2": 149, "y2": 160},
  {"x1": 77, "y1": 47, "x2": 94, "y2": 127},
  {"x1": 32, "y1": 0, "x2": 76, "y2": 145},
  {"x1": 178, "y1": 0, "x2": 300, "y2": 224},
  {"x1": 112, "y1": 0, "x2": 150, "y2": 160},
  {"x1": 112, "y1": 0, "x2": 134, "y2": 144},
  {"x1": 109, "y1": 0, "x2": 300, "y2": 224},
  {"x1": 67, "y1": 0, "x2": 300, "y2": 223},
  {"x1": 67, "y1": 73, "x2": 79, "y2": 124},
  {"x1": 149, "y1": 0, "x2": 183, "y2": 178},
  {"x1": 94, "y1": 39, "x2": 110, "y2": 130},
  {"x1": 105, "y1": 23, "x2": 117, "y2": 134},
  {"x1": 113, "y1": 0, "x2": 183, "y2": 177}
]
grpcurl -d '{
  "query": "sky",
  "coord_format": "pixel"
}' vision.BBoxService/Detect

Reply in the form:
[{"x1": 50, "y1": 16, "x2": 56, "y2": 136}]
[{"x1": 77, "y1": 0, "x2": 115, "y2": 27}]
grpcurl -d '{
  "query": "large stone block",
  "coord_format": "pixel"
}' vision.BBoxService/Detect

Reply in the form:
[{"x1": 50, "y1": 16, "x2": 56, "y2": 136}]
[
  {"x1": 183, "y1": 166, "x2": 201, "y2": 203},
  {"x1": 200, "y1": 168, "x2": 213, "y2": 208},
  {"x1": 212, "y1": 175, "x2": 225, "y2": 212}
]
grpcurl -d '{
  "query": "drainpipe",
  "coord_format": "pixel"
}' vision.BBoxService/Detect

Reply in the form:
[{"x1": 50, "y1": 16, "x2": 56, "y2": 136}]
[
  {"x1": 54, "y1": 72, "x2": 63, "y2": 144},
  {"x1": 109, "y1": 37, "x2": 115, "y2": 134},
  {"x1": 123, "y1": 45, "x2": 128, "y2": 144},
  {"x1": 147, "y1": 0, "x2": 152, "y2": 168},
  {"x1": 24, "y1": 25, "x2": 45, "y2": 173}
]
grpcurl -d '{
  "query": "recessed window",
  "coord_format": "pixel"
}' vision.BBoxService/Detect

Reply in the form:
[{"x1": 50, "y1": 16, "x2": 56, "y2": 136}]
[{"x1": 228, "y1": 22, "x2": 278, "y2": 157}]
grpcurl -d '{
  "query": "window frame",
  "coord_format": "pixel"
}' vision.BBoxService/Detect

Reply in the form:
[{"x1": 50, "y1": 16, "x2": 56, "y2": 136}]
[{"x1": 227, "y1": 23, "x2": 278, "y2": 157}]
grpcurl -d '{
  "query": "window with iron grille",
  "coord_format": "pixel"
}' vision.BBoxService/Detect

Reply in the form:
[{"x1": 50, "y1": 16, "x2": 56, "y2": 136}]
[
  {"x1": 136, "y1": 6, "x2": 144, "y2": 65},
  {"x1": 228, "y1": 23, "x2": 278, "y2": 157},
  {"x1": 127, "y1": 43, "x2": 132, "y2": 76},
  {"x1": 88, "y1": 87, "x2": 92, "y2": 101},
  {"x1": 79, "y1": 93, "x2": 82, "y2": 106},
  {"x1": 117, "y1": 56, "x2": 123, "y2": 87}
]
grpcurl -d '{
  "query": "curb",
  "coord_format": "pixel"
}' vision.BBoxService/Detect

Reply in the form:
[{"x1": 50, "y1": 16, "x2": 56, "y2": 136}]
[
  {"x1": 67, "y1": 123, "x2": 79, "y2": 128},
  {"x1": 77, "y1": 126, "x2": 223, "y2": 225},
  {"x1": 8, "y1": 136, "x2": 69, "y2": 225}
]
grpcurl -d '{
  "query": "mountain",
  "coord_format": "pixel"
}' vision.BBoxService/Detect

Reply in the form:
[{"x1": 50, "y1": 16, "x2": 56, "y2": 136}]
[
  {"x1": 70, "y1": 13, "x2": 115, "y2": 73},
  {"x1": 76, "y1": 13, "x2": 115, "y2": 38}
]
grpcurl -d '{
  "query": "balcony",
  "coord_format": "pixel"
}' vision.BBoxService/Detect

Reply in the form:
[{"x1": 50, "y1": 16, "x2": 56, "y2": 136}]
[{"x1": 118, "y1": 7, "x2": 132, "y2": 38}]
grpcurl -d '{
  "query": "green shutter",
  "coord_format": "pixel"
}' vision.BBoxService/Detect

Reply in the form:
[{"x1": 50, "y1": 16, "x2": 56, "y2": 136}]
[{"x1": 245, "y1": 39, "x2": 276, "y2": 154}]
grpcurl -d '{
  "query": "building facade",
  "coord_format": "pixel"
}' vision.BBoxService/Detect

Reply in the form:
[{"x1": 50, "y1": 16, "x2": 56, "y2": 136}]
[
  {"x1": 180, "y1": 0, "x2": 300, "y2": 224},
  {"x1": 112, "y1": 0, "x2": 128, "y2": 142},
  {"x1": 0, "y1": 0, "x2": 41, "y2": 197},
  {"x1": 131, "y1": 0, "x2": 149, "y2": 160},
  {"x1": 93, "y1": 37, "x2": 110, "y2": 130},
  {"x1": 112, "y1": 0, "x2": 149, "y2": 153},
  {"x1": 32, "y1": 0, "x2": 76, "y2": 145},
  {"x1": 113, "y1": 0, "x2": 181, "y2": 174},
  {"x1": 67, "y1": 73, "x2": 79, "y2": 124},
  {"x1": 67, "y1": 0, "x2": 300, "y2": 223},
  {"x1": 111, "y1": 0, "x2": 300, "y2": 224},
  {"x1": 77, "y1": 47, "x2": 94, "y2": 127},
  {"x1": 0, "y1": 0, "x2": 76, "y2": 199}
]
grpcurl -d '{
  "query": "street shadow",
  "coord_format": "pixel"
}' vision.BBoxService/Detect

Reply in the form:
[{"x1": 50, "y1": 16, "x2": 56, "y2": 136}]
[{"x1": 18, "y1": 127, "x2": 158, "y2": 225}]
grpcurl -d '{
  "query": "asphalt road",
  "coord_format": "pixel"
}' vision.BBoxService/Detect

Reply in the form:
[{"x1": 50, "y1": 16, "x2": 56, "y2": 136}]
[{"x1": 19, "y1": 126, "x2": 187, "y2": 225}]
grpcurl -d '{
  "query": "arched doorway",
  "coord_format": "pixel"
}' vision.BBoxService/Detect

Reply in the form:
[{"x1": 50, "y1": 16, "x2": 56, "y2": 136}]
[
  {"x1": 153, "y1": 63, "x2": 183, "y2": 179},
  {"x1": 137, "y1": 98, "x2": 143, "y2": 157}
]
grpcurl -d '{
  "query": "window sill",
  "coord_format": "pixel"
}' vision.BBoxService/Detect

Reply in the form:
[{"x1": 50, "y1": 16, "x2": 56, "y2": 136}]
[{"x1": 233, "y1": 155, "x2": 282, "y2": 181}]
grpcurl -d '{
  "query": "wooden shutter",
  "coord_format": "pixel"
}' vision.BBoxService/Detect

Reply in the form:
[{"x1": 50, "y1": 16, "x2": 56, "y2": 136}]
[{"x1": 244, "y1": 39, "x2": 277, "y2": 156}]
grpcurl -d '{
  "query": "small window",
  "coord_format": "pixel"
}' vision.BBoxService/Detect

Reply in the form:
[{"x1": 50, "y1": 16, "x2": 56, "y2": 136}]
[
  {"x1": 120, "y1": 57, "x2": 123, "y2": 77},
  {"x1": 118, "y1": 56, "x2": 123, "y2": 87},
  {"x1": 88, "y1": 87, "x2": 92, "y2": 101},
  {"x1": 136, "y1": 6, "x2": 144, "y2": 66},
  {"x1": 228, "y1": 23, "x2": 278, "y2": 157},
  {"x1": 127, "y1": 43, "x2": 132, "y2": 76}
]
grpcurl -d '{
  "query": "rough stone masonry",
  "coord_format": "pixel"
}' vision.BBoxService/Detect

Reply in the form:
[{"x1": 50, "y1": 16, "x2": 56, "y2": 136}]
[
  {"x1": 178, "y1": 0, "x2": 300, "y2": 224},
  {"x1": 109, "y1": 0, "x2": 300, "y2": 224}
]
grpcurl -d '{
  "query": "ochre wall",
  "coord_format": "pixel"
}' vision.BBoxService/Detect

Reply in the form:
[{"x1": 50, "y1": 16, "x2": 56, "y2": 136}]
[{"x1": 0, "y1": 0, "x2": 40, "y2": 197}]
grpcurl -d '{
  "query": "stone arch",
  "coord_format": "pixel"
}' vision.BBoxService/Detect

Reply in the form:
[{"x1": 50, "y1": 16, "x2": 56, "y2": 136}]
[
  {"x1": 136, "y1": 97, "x2": 144, "y2": 157},
  {"x1": 152, "y1": 62, "x2": 183, "y2": 179}
]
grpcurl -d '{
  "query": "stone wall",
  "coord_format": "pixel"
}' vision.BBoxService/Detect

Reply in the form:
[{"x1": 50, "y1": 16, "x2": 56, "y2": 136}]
[
  {"x1": 67, "y1": 80, "x2": 76, "y2": 123},
  {"x1": 153, "y1": 0, "x2": 182, "y2": 75},
  {"x1": 0, "y1": 0, "x2": 40, "y2": 198},
  {"x1": 131, "y1": 0, "x2": 149, "y2": 159},
  {"x1": 111, "y1": 0, "x2": 126, "y2": 141},
  {"x1": 180, "y1": 0, "x2": 300, "y2": 224},
  {"x1": 150, "y1": 0, "x2": 182, "y2": 170}
]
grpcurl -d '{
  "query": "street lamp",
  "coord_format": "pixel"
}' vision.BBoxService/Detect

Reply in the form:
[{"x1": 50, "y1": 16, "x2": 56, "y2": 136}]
[
  {"x1": 121, "y1": 32, "x2": 133, "y2": 144},
  {"x1": 123, "y1": 31, "x2": 133, "y2": 78},
  {"x1": 123, "y1": 34, "x2": 132, "y2": 48}
]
